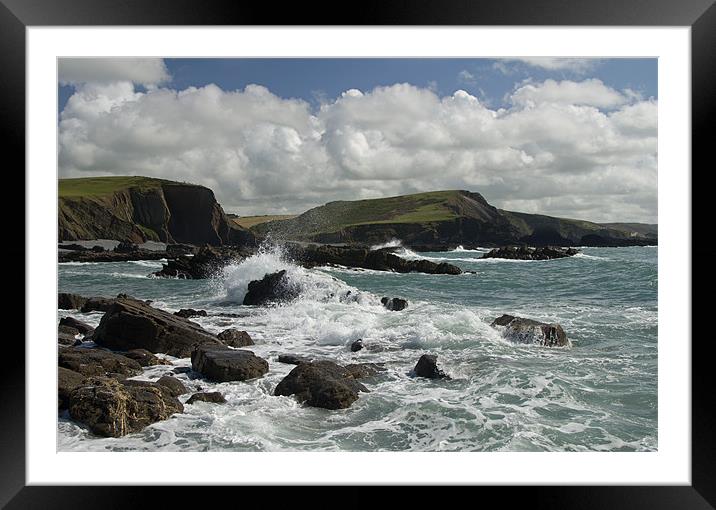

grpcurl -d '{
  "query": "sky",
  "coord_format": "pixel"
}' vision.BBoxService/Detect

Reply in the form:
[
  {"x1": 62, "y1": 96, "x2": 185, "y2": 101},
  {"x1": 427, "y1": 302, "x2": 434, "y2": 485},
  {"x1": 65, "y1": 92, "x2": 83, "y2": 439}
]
[{"x1": 57, "y1": 58, "x2": 658, "y2": 223}]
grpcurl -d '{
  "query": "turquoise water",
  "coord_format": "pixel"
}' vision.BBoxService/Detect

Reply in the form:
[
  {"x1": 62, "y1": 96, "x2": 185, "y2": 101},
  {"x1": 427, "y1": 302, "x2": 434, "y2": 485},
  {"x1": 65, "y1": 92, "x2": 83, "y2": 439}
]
[{"x1": 57, "y1": 245, "x2": 657, "y2": 452}]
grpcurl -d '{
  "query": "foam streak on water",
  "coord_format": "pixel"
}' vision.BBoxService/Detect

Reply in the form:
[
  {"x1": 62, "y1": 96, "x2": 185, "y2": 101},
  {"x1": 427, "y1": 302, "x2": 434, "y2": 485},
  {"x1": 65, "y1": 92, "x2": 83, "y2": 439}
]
[{"x1": 57, "y1": 245, "x2": 657, "y2": 452}]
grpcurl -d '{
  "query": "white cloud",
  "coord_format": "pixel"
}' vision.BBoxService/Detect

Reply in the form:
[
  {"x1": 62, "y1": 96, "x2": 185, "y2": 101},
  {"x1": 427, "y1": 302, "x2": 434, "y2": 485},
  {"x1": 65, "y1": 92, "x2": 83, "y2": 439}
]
[
  {"x1": 59, "y1": 58, "x2": 171, "y2": 87},
  {"x1": 59, "y1": 76, "x2": 657, "y2": 223},
  {"x1": 509, "y1": 79, "x2": 628, "y2": 109},
  {"x1": 457, "y1": 70, "x2": 476, "y2": 84}
]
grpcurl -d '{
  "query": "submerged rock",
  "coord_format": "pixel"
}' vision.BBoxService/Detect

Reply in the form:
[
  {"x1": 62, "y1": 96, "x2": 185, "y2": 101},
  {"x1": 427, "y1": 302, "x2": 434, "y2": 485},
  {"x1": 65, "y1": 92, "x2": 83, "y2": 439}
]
[
  {"x1": 413, "y1": 354, "x2": 450, "y2": 379},
  {"x1": 482, "y1": 246, "x2": 579, "y2": 260},
  {"x1": 243, "y1": 270, "x2": 300, "y2": 306},
  {"x1": 186, "y1": 391, "x2": 226, "y2": 405},
  {"x1": 59, "y1": 316, "x2": 94, "y2": 336},
  {"x1": 191, "y1": 345, "x2": 269, "y2": 382},
  {"x1": 350, "y1": 339, "x2": 364, "y2": 352},
  {"x1": 381, "y1": 297, "x2": 408, "y2": 311},
  {"x1": 344, "y1": 363, "x2": 384, "y2": 379},
  {"x1": 217, "y1": 328, "x2": 254, "y2": 347},
  {"x1": 490, "y1": 314, "x2": 570, "y2": 347},
  {"x1": 58, "y1": 347, "x2": 143, "y2": 378},
  {"x1": 68, "y1": 377, "x2": 183, "y2": 438},
  {"x1": 58, "y1": 293, "x2": 88, "y2": 310},
  {"x1": 92, "y1": 298, "x2": 222, "y2": 358},
  {"x1": 174, "y1": 308, "x2": 207, "y2": 319},
  {"x1": 274, "y1": 360, "x2": 369, "y2": 410}
]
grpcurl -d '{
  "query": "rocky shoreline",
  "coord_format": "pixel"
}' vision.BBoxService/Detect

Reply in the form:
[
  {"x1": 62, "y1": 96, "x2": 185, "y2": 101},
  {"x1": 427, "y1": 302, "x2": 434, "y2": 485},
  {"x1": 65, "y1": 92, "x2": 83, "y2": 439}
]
[{"x1": 58, "y1": 272, "x2": 572, "y2": 437}]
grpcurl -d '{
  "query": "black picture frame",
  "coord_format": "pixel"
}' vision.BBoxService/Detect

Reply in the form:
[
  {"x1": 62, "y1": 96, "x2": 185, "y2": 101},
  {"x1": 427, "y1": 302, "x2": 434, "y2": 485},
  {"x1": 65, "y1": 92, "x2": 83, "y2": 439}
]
[{"x1": 3, "y1": 0, "x2": 711, "y2": 506}]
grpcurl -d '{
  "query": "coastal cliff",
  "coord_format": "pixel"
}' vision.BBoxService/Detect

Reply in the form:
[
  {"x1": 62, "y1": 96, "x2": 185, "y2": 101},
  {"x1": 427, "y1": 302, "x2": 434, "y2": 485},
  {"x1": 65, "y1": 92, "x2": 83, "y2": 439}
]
[
  {"x1": 59, "y1": 177, "x2": 255, "y2": 246},
  {"x1": 251, "y1": 190, "x2": 657, "y2": 248}
]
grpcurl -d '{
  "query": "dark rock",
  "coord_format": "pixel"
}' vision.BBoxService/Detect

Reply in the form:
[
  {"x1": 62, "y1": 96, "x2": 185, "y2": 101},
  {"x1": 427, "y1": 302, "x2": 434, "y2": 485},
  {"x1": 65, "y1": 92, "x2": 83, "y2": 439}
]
[
  {"x1": 58, "y1": 367, "x2": 85, "y2": 409},
  {"x1": 80, "y1": 297, "x2": 117, "y2": 313},
  {"x1": 350, "y1": 339, "x2": 364, "y2": 352},
  {"x1": 274, "y1": 360, "x2": 368, "y2": 410},
  {"x1": 153, "y1": 245, "x2": 250, "y2": 279},
  {"x1": 156, "y1": 375, "x2": 187, "y2": 397},
  {"x1": 191, "y1": 345, "x2": 269, "y2": 382},
  {"x1": 174, "y1": 308, "x2": 208, "y2": 319},
  {"x1": 121, "y1": 349, "x2": 168, "y2": 367},
  {"x1": 344, "y1": 363, "x2": 384, "y2": 379},
  {"x1": 166, "y1": 243, "x2": 196, "y2": 255},
  {"x1": 68, "y1": 377, "x2": 183, "y2": 437},
  {"x1": 277, "y1": 354, "x2": 312, "y2": 365},
  {"x1": 92, "y1": 298, "x2": 222, "y2": 357},
  {"x1": 59, "y1": 250, "x2": 170, "y2": 263},
  {"x1": 381, "y1": 297, "x2": 408, "y2": 311},
  {"x1": 482, "y1": 246, "x2": 579, "y2": 260},
  {"x1": 289, "y1": 244, "x2": 462, "y2": 275},
  {"x1": 58, "y1": 332, "x2": 81, "y2": 346},
  {"x1": 490, "y1": 314, "x2": 570, "y2": 347},
  {"x1": 91, "y1": 245, "x2": 106, "y2": 252},
  {"x1": 413, "y1": 354, "x2": 450, "y2": 379},
  {"x1": 58, "y1": 347, "x2": 143, "y2": 378},
  {"x1": 58, "y1": 324, "x2": 80, "y2": 336},
  {"x1": 243, "y1": 270, "x2": 300, "y2": 306},
  {"x1": 186, "y1": 392, "x2": 226, "y2": 405},
  {"x1": 58, "y1": 293, "x2": 88, "y2": 310},
  {"x1": 114, "y1": 241, "x2": 139, "y2": 253},
  {"x1": 60, "y1": 243, "x2": 88, "y2": 251},
  {"x1": 217, "y1": 328, "x2": 254, "y2": 347},
  {"x1": 59, "y1": 316, "x2": 95, "y2": 335}
]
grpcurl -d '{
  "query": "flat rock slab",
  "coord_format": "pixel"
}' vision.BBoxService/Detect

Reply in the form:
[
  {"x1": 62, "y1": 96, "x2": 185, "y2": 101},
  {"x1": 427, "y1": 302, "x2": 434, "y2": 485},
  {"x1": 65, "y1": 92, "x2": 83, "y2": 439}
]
[
  {"x1": 191, "y1": 345, "x2": 269, "y2": 382},
  {"x1": 274, "y1": 360, "x2": 368, "y2": 410},
  {"x1": 68, "y1": 377, "x2": 183, "y2": 438},
  {"x1": 490, "y1": 314, "x2": 570, "y2": 347},
  {"x1": 92, "y1": 298, "x2": 222, "y2": 358},
  {"x1": 277, "y1": 354, "x2": 313, "y2": 365},
  {"x1": 58, "y1": 347, "x2": 143, "y2": 378}
]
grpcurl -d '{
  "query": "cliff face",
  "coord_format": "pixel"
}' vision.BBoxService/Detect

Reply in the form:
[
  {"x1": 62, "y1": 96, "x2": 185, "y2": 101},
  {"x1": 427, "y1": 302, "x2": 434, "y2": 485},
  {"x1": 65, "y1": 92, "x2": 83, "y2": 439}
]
[{"x1": 59, "y1": 177, "x2": 255, "y2": 247}]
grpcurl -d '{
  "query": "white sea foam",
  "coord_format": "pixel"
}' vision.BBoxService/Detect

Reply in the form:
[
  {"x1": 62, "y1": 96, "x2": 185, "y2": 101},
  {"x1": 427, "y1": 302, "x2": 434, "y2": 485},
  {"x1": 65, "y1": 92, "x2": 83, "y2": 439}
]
[{"x1": 370, "y1": 238, "x2": 403, "y2": 250}]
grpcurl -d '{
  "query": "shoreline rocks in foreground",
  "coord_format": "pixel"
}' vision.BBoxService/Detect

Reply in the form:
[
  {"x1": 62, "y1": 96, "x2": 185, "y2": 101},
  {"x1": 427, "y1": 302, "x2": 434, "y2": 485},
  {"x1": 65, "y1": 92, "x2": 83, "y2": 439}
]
[
  {"x1": 92, "y1": 297, "x2": 223, "y2": 357},
  {"x1": 191, "y1": 345, "x2": 269, "y2": 382},
  {"x1": 274, "y1": 360, "x2": 370, "y2": 410},
  {"x1": 491, "y1": 314, "x2": 570, "y2": 347},
  {"x1": 482, "y1": 246, "x2": 579, "y2": 260}
]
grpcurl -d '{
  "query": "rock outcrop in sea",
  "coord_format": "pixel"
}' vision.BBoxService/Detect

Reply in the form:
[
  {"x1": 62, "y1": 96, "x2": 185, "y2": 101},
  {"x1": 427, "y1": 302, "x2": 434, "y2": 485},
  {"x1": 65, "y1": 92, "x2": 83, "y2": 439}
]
[
  {"x1": 482, "y1": 246, "x2": 579, "y2": 260},
  {"x1": 490, "y1": 314, "x2": 570, "y2": 347}
]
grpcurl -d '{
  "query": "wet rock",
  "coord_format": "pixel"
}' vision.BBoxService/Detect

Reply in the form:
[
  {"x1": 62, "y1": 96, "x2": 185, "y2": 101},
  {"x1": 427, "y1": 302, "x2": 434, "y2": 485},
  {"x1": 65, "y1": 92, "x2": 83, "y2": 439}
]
[
  {"x1": 191, "y1": 345, "x2": 269, "y2": 382},
  {"x1": 174, "y1": 308, "x2": 208, "y2": 319},
  {"x1": 58, "y1": 367, "x2": 85, "y2": 409},
  {"x1": 80, "y1": 297, "x2": 117, "y2": 313},
  {"x1": 59, "y1": 316, "x2": 95, "y2": 336},
  {"x1": 58, "y1": 324, "x2": 80, "y2": 336},
  {"x1": 413, "y1": 354, "x2": 450, "y2": 379},
  {"x1": 350, "y1": 339, "x2": 364, "y2": 352},
  {"x1": 277, "y1": 354, "x2": 312, "y2": 365},
  {"x1": 217, "y1": 328, "x2": 254, "y2": 347},
  {"x1": 156, "y1": 375, "x2": 187, "y2": 397},
  {"x1": 381, "y1": 297, "x2": 408, "y2": 311},
  {"x1": 121, "y1": 349, "x2": 169, "y2": 367},
  {"x1": 482, "y1": 246, "x2": 579, "y2": 260},
  {"x1": 274, "y1": 360, "x2": 368, "y2": 410},
  {"x1": 58, "y1": 347, "x2": 143, "y2": 378},
  {"x1": 58, "y1": 293, "x2": 88, "y2": 310},
  {"x1": 243, "y1": 270, "x2": 300, "y2": 306},
  {"x1": 92, "y1": 298, "x2": 222, "y2": 358},
  {"x1": 153, "y1": 245, "x2": 249, "y2": 279},
  {"x1": 114, "y1": 241, "x2": 139, "y2": 253},
  {"x1": 68, "y1": 377, "x2": 183, "y2": 438},
  {"x1": 58, "y1": 332, "x2": 81, "y2": 346},
  {"x1": 490, "y1": 314, "x2": 570, "y2": 347},
  {"x1": 186, "y1": 392, "x2": 226, "y2": 405}
]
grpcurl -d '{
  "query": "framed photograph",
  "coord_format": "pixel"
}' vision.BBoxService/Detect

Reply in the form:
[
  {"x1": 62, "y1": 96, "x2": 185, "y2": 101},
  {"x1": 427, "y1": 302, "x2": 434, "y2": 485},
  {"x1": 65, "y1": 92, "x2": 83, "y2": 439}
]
[{"x1": 4, "y1": 0, "x2": 711, "y2": 505}]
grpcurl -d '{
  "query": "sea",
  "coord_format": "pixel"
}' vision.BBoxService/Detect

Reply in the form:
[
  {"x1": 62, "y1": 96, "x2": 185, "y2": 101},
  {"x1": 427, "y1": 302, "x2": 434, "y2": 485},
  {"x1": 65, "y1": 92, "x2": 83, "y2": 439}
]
[{"x1": 57, "y1": 243, "x2": 658, "y2": 452}]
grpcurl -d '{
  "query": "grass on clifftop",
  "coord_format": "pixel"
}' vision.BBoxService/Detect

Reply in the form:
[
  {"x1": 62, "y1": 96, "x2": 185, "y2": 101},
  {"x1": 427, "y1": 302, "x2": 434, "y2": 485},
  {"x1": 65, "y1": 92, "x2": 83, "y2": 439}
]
[
  {"x1": 59, "y1": 176, "x2": 172, "y2": 198},
  {"x1": 232, "y1": 215, "x2": 298, "y2": 229}
]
